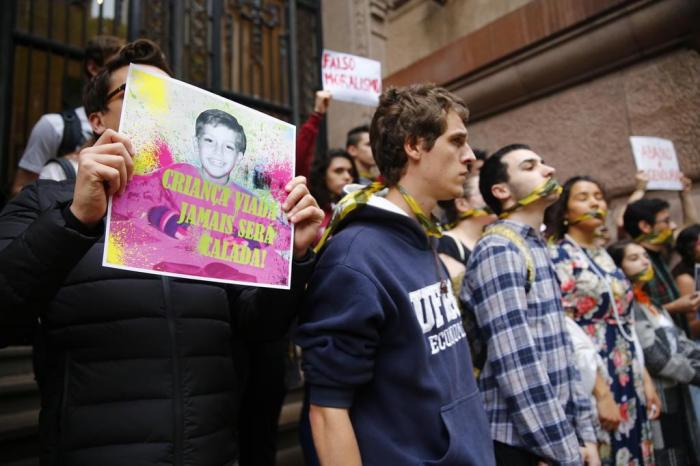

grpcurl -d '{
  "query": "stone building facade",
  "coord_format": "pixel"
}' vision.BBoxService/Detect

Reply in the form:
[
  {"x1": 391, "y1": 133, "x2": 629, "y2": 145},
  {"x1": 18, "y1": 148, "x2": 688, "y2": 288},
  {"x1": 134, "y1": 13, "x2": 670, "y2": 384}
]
[{"x1": 322, "y1": 0, "x2": 699, "y2": 228}]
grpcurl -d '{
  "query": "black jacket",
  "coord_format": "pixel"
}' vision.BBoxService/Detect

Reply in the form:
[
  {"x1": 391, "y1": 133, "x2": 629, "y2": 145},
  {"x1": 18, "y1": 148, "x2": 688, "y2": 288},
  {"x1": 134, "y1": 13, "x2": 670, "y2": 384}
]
[{"x1": 0, "y1": 180, "x2": 314, "y2": 466}]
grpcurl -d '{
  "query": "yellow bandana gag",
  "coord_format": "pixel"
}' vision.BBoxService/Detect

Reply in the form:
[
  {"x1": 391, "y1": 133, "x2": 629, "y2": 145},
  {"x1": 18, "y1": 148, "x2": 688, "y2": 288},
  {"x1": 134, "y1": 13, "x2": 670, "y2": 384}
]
[
  {"x1": 635, "y1": 228, "x2": 673, "y2": 246},
  {"x1": 459, "y1": 208, "x2": 492, "y2": 220},
  {"x1": 499, "y1": 178, "x2": 563, "y2": 219},
  {"x1": 570, "y1": 209, "x2": 608, "y2": 225},
  {"x1": 396, "y1": 184, "x2": 444, "y2": 238},
  {"x1": 358, "y1": 170, "x2": 377, "y2": 183},
  {"x1": 442, "y1": 207, "x2": 493, "y2": 231},
  {"x1": 631, "y1": 265, "x2": 655, "y2": 284},
  {"x1": 314, "y1": 182, "x2": 442, "y2": 253}
]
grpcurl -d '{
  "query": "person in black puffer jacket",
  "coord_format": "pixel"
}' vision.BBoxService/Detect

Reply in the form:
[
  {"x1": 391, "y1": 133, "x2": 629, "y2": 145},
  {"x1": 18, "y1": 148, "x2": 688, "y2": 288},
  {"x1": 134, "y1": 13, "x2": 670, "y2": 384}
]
[{"x1": 0, "y1": 39, "x2": 323, "y2": 466}]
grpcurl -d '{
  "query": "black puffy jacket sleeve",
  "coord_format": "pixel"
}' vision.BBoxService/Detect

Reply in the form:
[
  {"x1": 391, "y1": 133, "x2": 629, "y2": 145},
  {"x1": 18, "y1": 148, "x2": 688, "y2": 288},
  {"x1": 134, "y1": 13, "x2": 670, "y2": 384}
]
[
  {"x1": 0, "y1": 183, "x2": 102, "y2": 331},
  {"x1": 227, "y1": 251, "x2": 316, "y2": 341}
]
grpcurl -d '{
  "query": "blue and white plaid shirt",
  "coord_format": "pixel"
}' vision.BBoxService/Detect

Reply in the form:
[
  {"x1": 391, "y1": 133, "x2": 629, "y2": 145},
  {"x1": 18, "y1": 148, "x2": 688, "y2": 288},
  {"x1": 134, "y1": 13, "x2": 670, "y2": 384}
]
[{"x1": 462, "y1": 219, "x2": 595, "y2": 466}]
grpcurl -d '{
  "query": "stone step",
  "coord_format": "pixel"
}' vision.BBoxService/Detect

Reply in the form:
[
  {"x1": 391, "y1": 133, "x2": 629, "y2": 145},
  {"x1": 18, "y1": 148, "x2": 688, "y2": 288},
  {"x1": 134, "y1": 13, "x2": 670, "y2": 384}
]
[
  {"x1": 0, "y1": 372, "x2": 40, "y2": 417},
  {"x1": 276, "y1": 445, "x2": 305, "y2": 466},
  {"x1": 276, "y1": 387, "x2": 304, "y2": 466},
  {"x1": 0, "y1": 410, "x2": 40, "y2": 466},
  {"x1": 0, "y1": 373, "x2": 37, "y2": 396},
  {"x1": 0, "y1": 400, "x2": 306, "y2": 465},
  {"x1": 0, "y1": 409, "x2": 39, "y2": 442},
  {"x1": 0, "y1": 347, "x2": 34, "y2": 378},
  {"x1": 0, "y1": 349, "x2": 307, "y2": 465}
]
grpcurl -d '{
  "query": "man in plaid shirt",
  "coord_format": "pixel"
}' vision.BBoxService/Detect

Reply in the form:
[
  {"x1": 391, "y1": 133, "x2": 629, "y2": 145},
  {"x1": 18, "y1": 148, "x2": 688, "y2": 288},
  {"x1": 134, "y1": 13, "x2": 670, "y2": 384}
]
[{"x1": 462, "y1": 144, "x2": 598, "y2": 466}]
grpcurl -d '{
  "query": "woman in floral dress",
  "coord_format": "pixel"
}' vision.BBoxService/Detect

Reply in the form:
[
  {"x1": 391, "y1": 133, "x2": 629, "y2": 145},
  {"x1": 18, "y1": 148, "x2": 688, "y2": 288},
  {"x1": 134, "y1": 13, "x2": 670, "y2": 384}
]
[
  {"x1": 544, "y1": 176, "x2": 659, "y2": 466},
  {"x1": 609, "y1": 240, "x2": 700, "y2": 465}
]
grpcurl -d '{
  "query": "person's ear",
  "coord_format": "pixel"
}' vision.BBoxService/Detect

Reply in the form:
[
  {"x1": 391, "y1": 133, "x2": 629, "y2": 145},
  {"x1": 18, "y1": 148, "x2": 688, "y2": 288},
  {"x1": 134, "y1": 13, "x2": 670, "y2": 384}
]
[
  {"x1": 88, "y1": 112, "x2": 107, "y2": 136},
  {"x1": 638, "y1": 220, "x2": 653, "y2": 234},
  {"x1": 454, "y1": 197, "x2": 471, "y2": 212},
  {"x1": 346, "y1": 145, "x2": 358, "y2": 158},
  {"x1": 85, "y1": 59, "x2": 100, "y2": 78},
  {"x1": 491, "y1": 182, "x2": 511, "y2": 203},
  {"x1": 403, "y1": 137, "x2": 422, "y2": 162}
]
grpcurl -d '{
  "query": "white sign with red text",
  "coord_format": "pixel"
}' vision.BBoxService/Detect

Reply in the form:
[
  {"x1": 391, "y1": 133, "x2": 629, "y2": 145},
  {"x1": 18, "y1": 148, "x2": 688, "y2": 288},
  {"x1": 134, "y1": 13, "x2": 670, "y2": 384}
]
[
  {"x1": 629, "y1": 136, "x2": 683, "y2": 191},
  {"x1": 321, "y1": 49, "x2": 381, "y2": 107}
]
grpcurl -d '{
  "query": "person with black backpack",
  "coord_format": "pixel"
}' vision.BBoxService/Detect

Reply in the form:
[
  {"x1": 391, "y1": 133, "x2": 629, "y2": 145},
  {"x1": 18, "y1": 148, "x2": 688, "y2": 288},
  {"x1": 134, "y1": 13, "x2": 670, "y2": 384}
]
[{"x1": 10, "y1": 35, "x2": 124, "y2": 194}]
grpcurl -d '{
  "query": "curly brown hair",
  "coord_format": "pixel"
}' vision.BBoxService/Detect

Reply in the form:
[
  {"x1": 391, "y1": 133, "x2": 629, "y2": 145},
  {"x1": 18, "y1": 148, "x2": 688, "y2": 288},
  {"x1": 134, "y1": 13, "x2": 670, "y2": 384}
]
[{"x1": 369, "y1": 84, "x2": 469, "y2": 186}]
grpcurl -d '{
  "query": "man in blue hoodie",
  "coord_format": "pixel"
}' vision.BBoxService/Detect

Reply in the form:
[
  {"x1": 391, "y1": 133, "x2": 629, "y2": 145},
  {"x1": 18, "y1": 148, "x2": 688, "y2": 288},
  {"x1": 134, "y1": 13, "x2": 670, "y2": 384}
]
[{"x1": 295, "y1": 84, "x2": 495, "y2": 466}]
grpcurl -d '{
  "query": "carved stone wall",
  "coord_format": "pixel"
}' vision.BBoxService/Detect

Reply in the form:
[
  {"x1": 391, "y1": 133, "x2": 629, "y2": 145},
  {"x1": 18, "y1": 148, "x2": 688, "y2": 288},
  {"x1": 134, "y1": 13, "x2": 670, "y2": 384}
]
[
  {"x1": 468, "y1": 48, "x2": 700, "y2": 229},
  {"x1": 385, "y1": 0, "x2": 532, "y2": 75},
  {"x1": 322, "y1": 0, "x2": 527, "y2": 148},
  {"x1": 321, "y1": 0, "x2": 699, "y2": 222},
  {"x1": 383, "y1": 0, "x2": 700, "y2": 229}
]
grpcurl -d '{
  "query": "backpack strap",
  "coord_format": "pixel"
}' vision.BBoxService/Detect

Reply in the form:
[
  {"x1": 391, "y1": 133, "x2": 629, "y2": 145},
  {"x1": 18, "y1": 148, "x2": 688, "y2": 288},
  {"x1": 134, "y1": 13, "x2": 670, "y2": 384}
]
[
  {"x1": 58, "y1": 108, "x2": 85, "y2": 157},
  {"x1": 44, "y1": 158, "x2": 77, "y2": 181},
  {"x1": 482, "y1": 224, "x2": 536, "y2": 286},
  {"x1": 467, "y1": 225, "x2": 536, "y2": 377}
]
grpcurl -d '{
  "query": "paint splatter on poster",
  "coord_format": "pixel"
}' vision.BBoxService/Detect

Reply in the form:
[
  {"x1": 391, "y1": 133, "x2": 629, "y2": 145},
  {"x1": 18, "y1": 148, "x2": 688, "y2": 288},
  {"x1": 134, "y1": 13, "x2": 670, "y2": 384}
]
[{"x1": 103, "y1": 65, "x2": 295, "y2": 289}]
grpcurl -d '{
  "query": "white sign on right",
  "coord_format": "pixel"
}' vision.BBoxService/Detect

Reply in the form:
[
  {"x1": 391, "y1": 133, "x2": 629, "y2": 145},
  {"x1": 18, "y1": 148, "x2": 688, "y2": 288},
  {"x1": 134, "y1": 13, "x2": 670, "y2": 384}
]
[{"x1": 629, "y1": 136, "x2": 682, "y2": 191}]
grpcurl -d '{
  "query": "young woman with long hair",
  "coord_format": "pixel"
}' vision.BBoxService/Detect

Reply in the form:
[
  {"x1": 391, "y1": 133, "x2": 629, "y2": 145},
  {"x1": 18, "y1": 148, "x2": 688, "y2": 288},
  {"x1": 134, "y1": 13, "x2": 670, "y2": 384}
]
[
  {"x1": 545, "y1": 176, "x2": 659, "y2": 465},
  {"x1": 308, "y1": 148, "x2": 358, "y2": 239}
]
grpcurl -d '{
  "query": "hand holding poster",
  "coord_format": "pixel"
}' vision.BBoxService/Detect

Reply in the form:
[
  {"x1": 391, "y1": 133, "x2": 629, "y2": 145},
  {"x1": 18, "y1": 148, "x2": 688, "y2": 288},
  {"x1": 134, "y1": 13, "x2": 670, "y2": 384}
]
[
  {"x1": 321, "y1": 49, "x2": 381, "y2": 106},
  {"x1": 629, "y1": 136, "x2": 683, "y2": 191},
  {"x1": 103, "y1": 65, "x2": 295, "y2": 289}
]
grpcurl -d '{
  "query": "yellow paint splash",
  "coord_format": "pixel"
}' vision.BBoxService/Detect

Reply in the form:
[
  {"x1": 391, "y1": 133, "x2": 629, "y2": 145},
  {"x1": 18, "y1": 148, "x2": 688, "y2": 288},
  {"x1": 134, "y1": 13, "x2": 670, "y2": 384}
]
[
  {"x1": 133, "y1": 142, "x2": 159, "y2": 175},
  {"x1": 131, "y1": 68, "x2": 167, "y2": 113},
  {"x1": 107, "y1": 233, "x2": 125, "y2": 265}
]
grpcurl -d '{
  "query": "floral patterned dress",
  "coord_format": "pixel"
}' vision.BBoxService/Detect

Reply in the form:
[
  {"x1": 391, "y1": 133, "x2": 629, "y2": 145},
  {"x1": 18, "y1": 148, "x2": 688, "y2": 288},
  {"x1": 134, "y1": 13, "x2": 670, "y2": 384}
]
[{"x1": 550, "y1": 238, "x2": 654, "y2": 466}]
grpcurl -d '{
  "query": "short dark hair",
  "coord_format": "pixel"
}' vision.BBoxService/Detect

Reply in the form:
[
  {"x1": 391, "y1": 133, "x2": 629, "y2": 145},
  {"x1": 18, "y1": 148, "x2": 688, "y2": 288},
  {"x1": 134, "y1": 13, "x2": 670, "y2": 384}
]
[
  {"x1": 84, "y1": 35, "x2": 125, "y2": 76},
  {"x1": 478, "y1": 143, "x2": 530, "y2": 215},
  {"x1": 346, "y1": 125, "x2": 370, "y2": 148},
  {"x1": 623, "y1": 198, "x2": 670, "y2": 239},
  {"x1": 675, "y1": 224, "x2": 700, "y2": 268},
  {"x1": 369, "y1": 84, "x2": 469, "y2": 186},
  {"x1": 607, "y1": 240, "x2": 634, "y2": 269},
  {"x1": 309, "y1": 149, "x2": 358, "y2": 209},
  {"x1": 83, "y1": 39, "x2": 173, "y2": 116},
  {"x1": 473, "y1": 149, "x2": 488, "y2": 161},
  {"x1": 195, "y1": 109, "x2": 247, "y2": 154},
  {"x1": 543, "y1": 176, "x2": 606, "y2": 241}
]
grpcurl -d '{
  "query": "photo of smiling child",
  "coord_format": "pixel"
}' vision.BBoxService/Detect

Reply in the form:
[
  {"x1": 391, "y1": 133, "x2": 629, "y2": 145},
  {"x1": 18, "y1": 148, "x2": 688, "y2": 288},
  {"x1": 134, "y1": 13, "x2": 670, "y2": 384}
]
[
  {"x1": 195, "y1": 109, "x2": 247, "y2": 185},
  {"x1": 105, "y1": 65, "x2": 295, "y2": 288}
]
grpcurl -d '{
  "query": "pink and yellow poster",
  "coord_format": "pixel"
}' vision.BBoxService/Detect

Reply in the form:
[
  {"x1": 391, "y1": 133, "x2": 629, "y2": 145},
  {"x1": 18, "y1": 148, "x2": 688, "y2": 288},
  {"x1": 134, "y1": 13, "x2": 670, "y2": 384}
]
[{"x1": 103, "y1": 65, "x2": 295, "y2": 289}]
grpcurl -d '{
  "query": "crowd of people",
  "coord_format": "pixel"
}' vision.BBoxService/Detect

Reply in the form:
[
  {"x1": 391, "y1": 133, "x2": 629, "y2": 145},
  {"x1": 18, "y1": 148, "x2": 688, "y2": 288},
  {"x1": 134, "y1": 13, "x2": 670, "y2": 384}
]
[{"x1": 1, "y1": 36, "x2": 699, "y2": 466}]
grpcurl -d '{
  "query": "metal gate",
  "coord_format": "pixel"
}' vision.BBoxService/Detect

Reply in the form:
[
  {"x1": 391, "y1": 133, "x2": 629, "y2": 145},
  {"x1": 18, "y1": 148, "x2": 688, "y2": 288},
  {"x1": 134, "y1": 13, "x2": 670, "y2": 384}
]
[{"x1": 0, "y1": 0, "x2": 323, "y2": 190}]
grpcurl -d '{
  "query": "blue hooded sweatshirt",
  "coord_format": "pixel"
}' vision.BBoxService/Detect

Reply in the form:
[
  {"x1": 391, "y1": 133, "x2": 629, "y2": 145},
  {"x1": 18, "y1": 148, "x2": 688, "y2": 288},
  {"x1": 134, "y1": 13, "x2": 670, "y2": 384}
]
[{"x1": 295, "y1": 197, "x2": 495, "y2": 466}]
